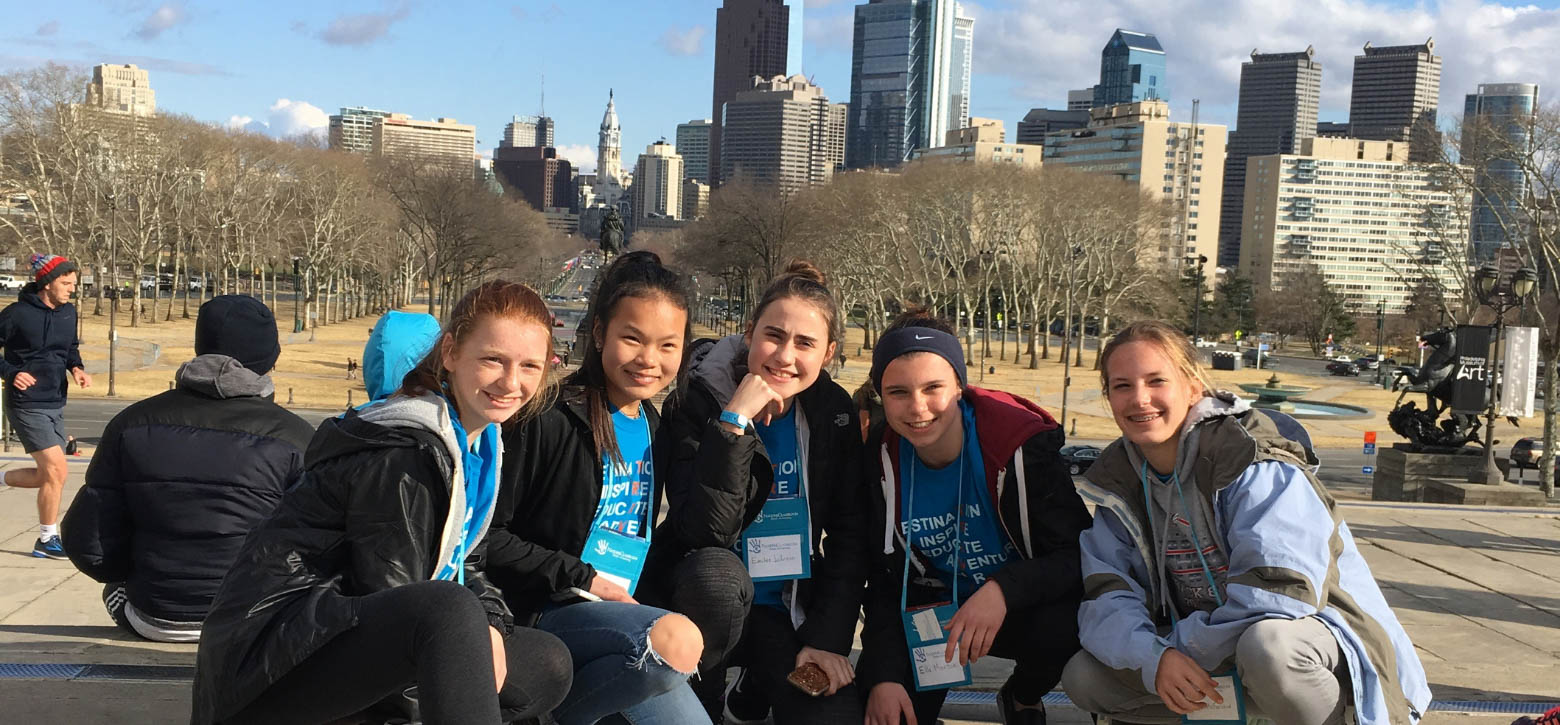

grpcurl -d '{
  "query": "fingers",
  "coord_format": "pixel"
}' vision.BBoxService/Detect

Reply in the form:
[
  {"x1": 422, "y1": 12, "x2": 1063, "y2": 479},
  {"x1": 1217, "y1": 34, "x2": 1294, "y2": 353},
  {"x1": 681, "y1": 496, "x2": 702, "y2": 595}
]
[
  {"x1": 943, "y1": 618, "x2": 963, "y2": 664},
  {"x1": 898, "y1": 692, "x2": 918, "y2": 725},
  {"x1": 1192, "y1": 671, "x2": 1221, "y2": 702}
]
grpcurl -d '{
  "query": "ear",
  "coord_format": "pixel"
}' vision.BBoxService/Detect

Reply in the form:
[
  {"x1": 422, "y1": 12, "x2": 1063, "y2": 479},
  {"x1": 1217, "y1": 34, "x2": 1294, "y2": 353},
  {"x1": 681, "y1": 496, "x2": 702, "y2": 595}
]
[
  {"x1": 439, "y1": 333, "x2": 458, "y2": 374},
  {"x1": 824, "y1": 340, "x2": 838, "y2": 364}
]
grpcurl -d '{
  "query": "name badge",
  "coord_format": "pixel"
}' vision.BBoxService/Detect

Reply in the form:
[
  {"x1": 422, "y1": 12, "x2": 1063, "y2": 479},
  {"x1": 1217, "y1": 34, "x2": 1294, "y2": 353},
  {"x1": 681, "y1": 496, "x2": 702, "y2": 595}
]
[
  {"x1": 741, "y1": 496, "x2": 811, "y2": 582},
  {"x1": 900, "y1": 603, "x2": 971, "y2": 691},
  {"x1": 1181, "y1": 669, "x2": 1247, "y2": 724},
  {"x1": 580, "y1": 526, "x2": 650, "y2": 595}
]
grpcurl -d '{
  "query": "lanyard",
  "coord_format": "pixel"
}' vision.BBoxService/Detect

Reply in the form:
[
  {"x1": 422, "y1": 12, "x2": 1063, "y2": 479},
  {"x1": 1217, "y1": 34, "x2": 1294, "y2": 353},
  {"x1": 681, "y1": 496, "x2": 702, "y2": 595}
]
[
  {"x1": 900, "y1": 445, "x2": 964, "y2": 612},
  {"x1": 1138, "y1": 461, "x2": 1225, "y2": 611}
]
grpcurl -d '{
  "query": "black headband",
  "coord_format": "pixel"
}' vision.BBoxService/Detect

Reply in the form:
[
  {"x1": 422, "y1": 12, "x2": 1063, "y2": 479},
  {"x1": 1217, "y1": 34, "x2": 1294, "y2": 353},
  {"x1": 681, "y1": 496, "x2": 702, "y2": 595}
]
[{"x1": 870, "y1": 326, "x2": 967, "y2": 392}]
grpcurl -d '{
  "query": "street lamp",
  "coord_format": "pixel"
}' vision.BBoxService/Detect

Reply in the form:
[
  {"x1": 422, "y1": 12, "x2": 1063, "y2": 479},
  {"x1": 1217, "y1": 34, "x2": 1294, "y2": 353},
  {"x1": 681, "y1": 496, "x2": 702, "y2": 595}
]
[
  {"x1": 1374, "y1": 299, "x2": 1386, "y2": 388},
  {"x1": 1472, "y1": 263, "x2": 1538, "y2": 486},
  {"x1": 1185, "y1": 254, "x2": 1208, "y2": 343},
  {"x1": 1059, "y1": 245, "x2": 1083, "y2": 435},
  {"x1": 103, "y1": 192, "x2": 119, "y2": 398}
]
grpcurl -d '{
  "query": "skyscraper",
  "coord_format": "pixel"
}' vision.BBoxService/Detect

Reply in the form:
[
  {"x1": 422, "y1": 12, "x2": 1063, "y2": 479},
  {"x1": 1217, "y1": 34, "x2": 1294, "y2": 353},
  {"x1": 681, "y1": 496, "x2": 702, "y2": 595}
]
[
  {"x1": 723, "y1": 75, "x2": 847, "y2": 195},
  {"x1": 501, "y1": 115, "x2": 554, "y2": 148},
  {"x1": 632, "y1": 141, "x2": 684, "y2": 221},
  {"x1": 327, "y1": 107, "x2": 390, "y2": 154},
  {"x1": 676, "y1": 119, "x2": 713, "y2": 183},
  {"x1": 85, "y1": 64, "x2": 155, "y2": 116},
  {"x1": 1067, "y1": 89, "x2": 1094, "y2": 112},
  {"x1": 1217, "y1": 47, "x2": 1322, "y2": 268},
  {"x1": 328, "y1": 108, "x2": 475, "y2": 171},
  {"x1": 845, "y1": 0, "x2": 969, "y2": 170},
  {"x1": 710, "y1": 0, "x2": 790, "y2": 187},
  {"x1": 596, "y1": 90, "x2": 624, "y2": 206},
  {"x1": 1093, "y1": 29, "x2": 1166, "y2": 108},
  {"x1": 1015, "y1": 108, "x2": 1089, "y2": 146},
  {"x1": 1347, "y1": 39, "x2": 1441, "y2": 161},
  {"x1": 1464, "y1": 83, "x2": 1540, "y2": 260},
  {"x1": 493, "y1": 146, "x2": 576, "y2": 213},
  {"x1": 948, "y1": 10, "x2": 975, "y2": 134}
]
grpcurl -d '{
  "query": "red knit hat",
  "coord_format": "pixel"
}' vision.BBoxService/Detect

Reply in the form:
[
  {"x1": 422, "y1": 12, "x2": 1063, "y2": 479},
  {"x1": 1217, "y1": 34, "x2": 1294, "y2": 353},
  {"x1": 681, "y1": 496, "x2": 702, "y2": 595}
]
[{"x1": 30, "y1": 254, "x2": 78, "y2": 287}]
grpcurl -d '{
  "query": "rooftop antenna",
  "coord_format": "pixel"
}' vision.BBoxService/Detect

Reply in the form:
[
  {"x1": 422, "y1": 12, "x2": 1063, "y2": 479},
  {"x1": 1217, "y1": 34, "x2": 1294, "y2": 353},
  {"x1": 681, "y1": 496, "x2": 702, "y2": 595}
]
[{"x1": 539, "y1": 72, "x2": 546, "y2": 117}]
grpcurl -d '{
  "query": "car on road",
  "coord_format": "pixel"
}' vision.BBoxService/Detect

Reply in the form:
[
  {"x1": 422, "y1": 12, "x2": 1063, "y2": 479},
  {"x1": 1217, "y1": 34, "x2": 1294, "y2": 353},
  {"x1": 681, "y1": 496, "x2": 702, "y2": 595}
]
[
  {"x1": 1194, "y1": 337, "x2": 1216, "y2": 348},
  {"x1": 1354, "y1": 357, "x2": 1382, "y2": 370},
  {"x1": 1061, "y1": 444, "x2": 1101, "y2": 476},
  {"x1": 1510, "y1": 438, "x2": 1545, "y2": 470},
  {"x1": 1326, "y1": 361, "x2": 1361, "y2": 376},
  {"x1": 1242, "y1": 349, "x2": 1277, "y2": 367},
  {"x1": 0, "y1": 275, "x2": 25, "y2": 290}
]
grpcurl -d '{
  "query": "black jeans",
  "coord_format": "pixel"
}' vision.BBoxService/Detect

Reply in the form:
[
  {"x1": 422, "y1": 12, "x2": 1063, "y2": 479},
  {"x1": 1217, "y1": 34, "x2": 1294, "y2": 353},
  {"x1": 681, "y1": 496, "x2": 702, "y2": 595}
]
[
  {"x1": 638, "y1": 547, "x2": 753, "y2": 719},
  {"x1": 734, "y1": 604, "x2": 864, "y2": 725},
  {"x1": 225, "y1": 580, "x2": 572, "y2": 725},
  {"x1": 900, "y1": 596, "x2": 1081, "y2": 724}
]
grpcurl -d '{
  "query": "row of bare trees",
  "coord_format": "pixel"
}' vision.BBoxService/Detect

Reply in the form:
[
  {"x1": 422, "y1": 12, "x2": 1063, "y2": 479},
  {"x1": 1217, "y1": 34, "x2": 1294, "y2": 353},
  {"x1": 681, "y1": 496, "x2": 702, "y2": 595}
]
[{"x1": 0, "y1": 63, "x2": 577, "y2": 331}]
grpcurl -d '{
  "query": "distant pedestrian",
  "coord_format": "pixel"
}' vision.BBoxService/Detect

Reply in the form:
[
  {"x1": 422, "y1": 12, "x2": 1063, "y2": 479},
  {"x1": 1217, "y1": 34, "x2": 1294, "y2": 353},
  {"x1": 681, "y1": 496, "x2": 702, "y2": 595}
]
[
  {"x1": 345, "y1": 357, "x2": 358, "y2": 380},
  {"x1": 0, "y1": 254, "x2": 90, "y2": 560},
  {"x1": 62, "y1": 295, "x2": 314, "y2": 642}
]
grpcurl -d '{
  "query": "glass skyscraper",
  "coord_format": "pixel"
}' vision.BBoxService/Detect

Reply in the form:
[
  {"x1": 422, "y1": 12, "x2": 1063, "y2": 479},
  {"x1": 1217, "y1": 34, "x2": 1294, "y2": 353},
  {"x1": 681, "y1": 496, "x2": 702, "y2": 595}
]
[
  {"x1": 845, "y1": 0, "x2": 968, "y2": 169},
  {"x1": 1464, "y1": 83, "x2": 1540, "y2": 260},
  {"x1": 1093, "y1": 29, "x2": 1166, "y2": 108}
]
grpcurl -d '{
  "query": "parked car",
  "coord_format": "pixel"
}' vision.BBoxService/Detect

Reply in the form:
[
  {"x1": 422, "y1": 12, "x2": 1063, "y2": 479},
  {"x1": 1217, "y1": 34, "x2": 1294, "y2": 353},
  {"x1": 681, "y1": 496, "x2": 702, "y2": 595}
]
[
  {"x1": 1326, "y1": 361, "x2": 1361, "y2": 376},
  {"x1": 1061, "y1": 444, "x2": 1102, "y2": 476},
  {"x1": 1354, "y1": 356, "x2": 1382, "y2": 370},
  {"x1": 1194, "y1": 337, "x2": 1216, "y2": 348},
  {"x1": 1242, "y1": 349, "x2": 1277, "y2": 367},
  {"x1": 0, "y1": 275, "x2": 25, "y2": 290},
  {"x1": 1510, "y1": 438, "x2": 1544, "y2": 470}
]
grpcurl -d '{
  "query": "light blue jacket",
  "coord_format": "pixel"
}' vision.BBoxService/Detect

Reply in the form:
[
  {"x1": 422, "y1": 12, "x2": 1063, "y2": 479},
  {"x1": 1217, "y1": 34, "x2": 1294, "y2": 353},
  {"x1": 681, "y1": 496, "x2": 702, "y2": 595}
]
[{"x1": 1075, "y1": 397, "x2": 1431, "y2": 724}]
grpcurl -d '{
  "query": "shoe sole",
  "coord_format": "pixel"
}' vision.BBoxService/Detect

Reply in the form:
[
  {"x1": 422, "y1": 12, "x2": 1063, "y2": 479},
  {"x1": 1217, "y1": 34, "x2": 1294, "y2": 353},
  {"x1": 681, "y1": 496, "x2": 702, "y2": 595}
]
[{"x1": 32, "y1": 551, "x2": 67, "y2": 560}]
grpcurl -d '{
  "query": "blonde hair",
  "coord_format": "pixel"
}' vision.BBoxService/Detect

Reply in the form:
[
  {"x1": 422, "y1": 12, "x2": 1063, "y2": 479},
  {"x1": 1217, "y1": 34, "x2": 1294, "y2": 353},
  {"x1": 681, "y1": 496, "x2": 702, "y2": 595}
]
[{"x1": 1097, "y1": 320, "x2": 1215, "y2": 397}]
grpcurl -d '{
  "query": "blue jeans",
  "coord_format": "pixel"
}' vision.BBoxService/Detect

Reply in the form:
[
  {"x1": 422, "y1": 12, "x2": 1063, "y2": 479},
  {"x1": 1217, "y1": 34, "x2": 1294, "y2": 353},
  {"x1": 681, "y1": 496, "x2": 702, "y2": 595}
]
[{"x1": 537, "y1": 600, "x2": 711, "y2": 725}]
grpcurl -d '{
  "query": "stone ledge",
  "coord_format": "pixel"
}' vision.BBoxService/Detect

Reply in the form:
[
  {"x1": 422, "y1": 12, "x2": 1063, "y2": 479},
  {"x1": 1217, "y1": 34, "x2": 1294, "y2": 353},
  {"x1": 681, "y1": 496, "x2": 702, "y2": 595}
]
[{"x1": 1423, "y1": 480, "x2": 1551, "y2": 507}]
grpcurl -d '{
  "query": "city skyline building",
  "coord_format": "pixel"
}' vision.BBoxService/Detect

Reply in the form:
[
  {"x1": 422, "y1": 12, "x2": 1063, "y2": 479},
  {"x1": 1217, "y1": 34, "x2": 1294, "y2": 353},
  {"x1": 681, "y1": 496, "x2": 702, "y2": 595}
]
[
  {"x1": 711, "y1": 0, "x2": 790, "y2": 187},
  {"x1": 912, "y1": 119, "x2": 1042, "y2": 166},
  {"x1": 85, "y1": 63, "x2": 155, "y2": 116},
  {"x1": 1093, "y1": 29, "x2": 1167, "y2": 108},
  {"x1": 676, "y1": 119, "x2": 713, "y2": 183},
  {"x1": 1464, "y1": 83, "x2": 1541, "y2": 260},
  {"x1": 596, "y1": 90, "x2": 625, "y2": 207},
  {"x1": 682, "y1": 178, "x2": 710, "y2": 220},
  {"x1": 1067, "y1": 89, "x2": 1095, "y2": 112},
  {"x1": 501, "y1": 114, "x2": 554, "y2": 148},
  {"x1": 1218, "y1": 46, "x2": 1323, "y2": 268},
  {"x1": 723, "y1": 74, "x2": 847, "y2": 195},
  {"x1": 1238, "y1": 137, "x2": 1463, "y2": 313},
  {"x1": 632, "y1": 141, "x2": 684, "y2": 221},
  {"x1": 845, "y1": 0, "x2": 969, "y2": 170},
  {"x1": 1347, "y1": 39, "x2": 1442, "y2": 162},
  {"x1": 1015, "y1": 108, "x2": 1089, "y2": 146},
  {"x1": 328, "y1": 107, "x2": 475, "y2": 170},
  {"x1": 492, "y1": 145, "x2": 577, "y2": 213}
]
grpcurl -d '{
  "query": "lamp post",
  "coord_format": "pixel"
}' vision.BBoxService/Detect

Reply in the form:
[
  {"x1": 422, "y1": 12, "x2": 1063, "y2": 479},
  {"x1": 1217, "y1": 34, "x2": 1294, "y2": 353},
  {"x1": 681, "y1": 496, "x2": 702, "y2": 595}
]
[
  {"x1": 1185, "y1": 254, "x2": 1208, "y2": 343},
  {"x1": 1374, "y1": 299, "x2": 1385, "y2": 388},
  {"x1": 1059, "y1": 245, "x2": 1082, "y2": 434},
  {"x1": 104, "y1": 192, "x2": 119, "y2": 398},
  {"x1": 1472, "y1": 263, "x2": 1538, "y2": 486},
  {"x1": 292, "y1": 257, "x2": 303, "y2": 334}
]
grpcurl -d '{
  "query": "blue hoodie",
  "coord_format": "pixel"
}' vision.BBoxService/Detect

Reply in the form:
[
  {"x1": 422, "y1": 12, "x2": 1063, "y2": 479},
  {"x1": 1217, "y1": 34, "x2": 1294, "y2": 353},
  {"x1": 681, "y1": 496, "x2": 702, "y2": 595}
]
[{"x1": 362, "y1": 311, "x2": 441, "y2": 401}]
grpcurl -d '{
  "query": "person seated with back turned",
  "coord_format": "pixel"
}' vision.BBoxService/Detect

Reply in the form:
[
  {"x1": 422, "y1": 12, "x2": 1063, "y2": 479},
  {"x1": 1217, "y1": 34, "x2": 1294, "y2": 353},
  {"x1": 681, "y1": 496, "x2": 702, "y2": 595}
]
[{"x1": 62, "y1": 295, "x2": 315, "y2": 642}]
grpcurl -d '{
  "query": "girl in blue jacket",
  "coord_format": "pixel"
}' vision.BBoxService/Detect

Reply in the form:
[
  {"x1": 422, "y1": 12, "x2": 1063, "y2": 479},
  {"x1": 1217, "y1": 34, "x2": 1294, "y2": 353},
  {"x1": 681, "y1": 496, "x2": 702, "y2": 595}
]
[{"x1": 1062, "y1": 320, "x2": 1431, "y2": 725}]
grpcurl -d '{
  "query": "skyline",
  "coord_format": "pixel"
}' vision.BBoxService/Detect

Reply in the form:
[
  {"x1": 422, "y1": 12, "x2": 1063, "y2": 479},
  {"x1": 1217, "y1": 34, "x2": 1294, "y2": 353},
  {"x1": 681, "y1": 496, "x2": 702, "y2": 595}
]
[{"x1": 4, "y1": 0, "x2": 1559, "y2": 175}]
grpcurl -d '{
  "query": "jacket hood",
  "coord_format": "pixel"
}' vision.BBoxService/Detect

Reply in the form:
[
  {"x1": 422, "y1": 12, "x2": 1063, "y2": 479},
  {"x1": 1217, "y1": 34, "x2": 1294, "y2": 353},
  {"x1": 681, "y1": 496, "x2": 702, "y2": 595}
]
[
  {"x1": 363, "y1": 311, "x2": 441, "y2": 400},
  {"x1": 686, "y1": 334, "x2": 748, "y2": 407},
  {"x1": 176, "y1": 354, "x2": 275, "y2": 399},
  {"x1": 17, "y1": 283, "x2": 62, "y2": 310},
  {"x1": 879, "y1": 385, "x2": 1058, "y2": 479}
]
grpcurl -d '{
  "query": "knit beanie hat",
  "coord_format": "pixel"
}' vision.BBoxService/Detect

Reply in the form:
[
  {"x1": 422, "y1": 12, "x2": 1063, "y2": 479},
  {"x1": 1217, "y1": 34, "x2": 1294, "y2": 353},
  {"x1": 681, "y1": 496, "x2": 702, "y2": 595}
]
[
  {"x1": 195, "y1": 295, "x2": 282, "y2": 375},
  {"x1": 30, "y1": 254, "x2": 78, "y2": 287}
]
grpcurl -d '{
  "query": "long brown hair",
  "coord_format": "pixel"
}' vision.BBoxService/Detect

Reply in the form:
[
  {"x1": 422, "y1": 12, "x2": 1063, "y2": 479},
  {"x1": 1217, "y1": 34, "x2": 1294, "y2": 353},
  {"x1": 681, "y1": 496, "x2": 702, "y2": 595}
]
[
  {"x1": 400, "y1": 280, "x2": 559, "y2": 426},
  {"x1": 747, "y1": 259, "x2": 842, "y2": 345}
]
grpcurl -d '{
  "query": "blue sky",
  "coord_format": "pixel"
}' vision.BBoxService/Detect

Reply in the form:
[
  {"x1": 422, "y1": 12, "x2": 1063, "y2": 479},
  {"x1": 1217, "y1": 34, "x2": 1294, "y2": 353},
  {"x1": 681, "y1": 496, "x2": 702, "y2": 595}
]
[{"x1": 6, "y1": 0, "x2": 1560, "y2": 173}]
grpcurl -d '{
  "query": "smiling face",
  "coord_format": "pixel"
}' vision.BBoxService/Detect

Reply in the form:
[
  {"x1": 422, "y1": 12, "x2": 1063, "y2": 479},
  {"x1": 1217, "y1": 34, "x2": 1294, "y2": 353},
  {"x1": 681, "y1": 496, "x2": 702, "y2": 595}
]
[
  {"x1": 880, "y1": 352, "x2": 963, "y2": 463},
  {"x1": 744, "y1": 296, "x2": 837, "y2": 406},
  {"x1": 1105, "y1": 340, "x2": 1204, "y2": 467},
  {"x1": 598, "y1": 294, "x2": 687, "y2": 414},
  {"x1": 441, "y1": 315, "x2": 551, "y2": 430}
]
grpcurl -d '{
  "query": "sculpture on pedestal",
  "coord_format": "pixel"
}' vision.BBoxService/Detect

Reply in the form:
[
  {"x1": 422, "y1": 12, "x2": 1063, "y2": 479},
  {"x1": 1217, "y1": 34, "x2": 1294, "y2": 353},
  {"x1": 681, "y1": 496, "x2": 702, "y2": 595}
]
[{"x1": 1388, "y1": 327, "x2": 1482, "y2": 450}]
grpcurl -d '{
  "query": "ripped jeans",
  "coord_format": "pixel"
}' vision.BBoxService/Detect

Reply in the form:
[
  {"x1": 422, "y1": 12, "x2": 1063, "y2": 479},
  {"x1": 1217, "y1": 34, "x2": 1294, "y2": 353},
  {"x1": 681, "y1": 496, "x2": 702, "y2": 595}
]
[{"x1": 538, "y1": 600, "x2": 711, "y2": 725}]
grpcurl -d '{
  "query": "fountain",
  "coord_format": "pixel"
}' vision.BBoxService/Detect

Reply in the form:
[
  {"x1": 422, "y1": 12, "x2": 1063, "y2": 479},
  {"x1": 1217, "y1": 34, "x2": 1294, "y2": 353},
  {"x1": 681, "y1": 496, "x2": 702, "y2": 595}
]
[{"x1": 1236, "y1": 374, "x2": 1370, "y2": 419}]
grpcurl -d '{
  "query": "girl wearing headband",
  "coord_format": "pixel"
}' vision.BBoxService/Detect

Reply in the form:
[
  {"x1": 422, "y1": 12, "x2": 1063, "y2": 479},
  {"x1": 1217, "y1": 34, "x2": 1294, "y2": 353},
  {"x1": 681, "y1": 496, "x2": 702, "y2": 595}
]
[
  {"x1": 1062, "y1": 320, "x2": 1429, "y2": 724},
  {"x1": 641, "y1": 260, "x2": 871, "y2": 724},
  {"x1": 858, "y1": 308, "x2": 1090, "y2": 725}
]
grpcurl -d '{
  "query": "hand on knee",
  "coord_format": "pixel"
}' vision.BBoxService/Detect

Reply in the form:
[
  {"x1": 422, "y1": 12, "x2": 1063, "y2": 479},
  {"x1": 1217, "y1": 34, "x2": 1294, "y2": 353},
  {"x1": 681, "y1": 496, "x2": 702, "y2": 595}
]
[{"x1": 647, "y1": 613, "x2": 703, "y2": 675}]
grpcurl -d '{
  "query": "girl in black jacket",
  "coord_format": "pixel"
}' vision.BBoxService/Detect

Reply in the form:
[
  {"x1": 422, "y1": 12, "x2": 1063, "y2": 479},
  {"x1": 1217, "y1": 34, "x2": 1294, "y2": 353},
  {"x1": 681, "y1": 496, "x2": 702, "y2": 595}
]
[
  {"x1": 191, "y1": 281, "x2": 573, "y2": 725},
  {"x1": 643, "y1": 260, "x2": 872, "y2": 724},
  {"x1": 486, "y1": 251, "x2": 709, "y2": 725}
]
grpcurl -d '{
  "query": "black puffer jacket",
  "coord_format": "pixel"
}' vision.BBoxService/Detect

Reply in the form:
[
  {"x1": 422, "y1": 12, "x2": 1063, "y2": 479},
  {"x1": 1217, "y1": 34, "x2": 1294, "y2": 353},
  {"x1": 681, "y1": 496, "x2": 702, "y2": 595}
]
[
  {"x1": 647, "y1": 335, "x2": 872, "y2": 655},
  {"x1": 190, "y1": 394, "x2": 512, "y2": 725},
  {"x1": 0, "y1": 284, "x2": 84, "y2": 409},
  {"x1": 62, "y1": 355, "x2": 314, "y2": 624},
  {"x1": 487, "y1": 386, "x2": 663, "y2": 622}
]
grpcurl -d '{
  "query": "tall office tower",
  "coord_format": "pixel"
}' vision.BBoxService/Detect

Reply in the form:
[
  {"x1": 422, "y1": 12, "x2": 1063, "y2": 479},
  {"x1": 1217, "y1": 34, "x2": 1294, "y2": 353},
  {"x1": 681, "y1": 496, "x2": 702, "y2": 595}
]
[
  {"x1": 85, "y1": 64, "x2": 155, "y2": 116},
  {"x1": 947, "y1": 9, "x2": 975, "y2": 134},
  {"x1": 845, "y1": 0, "x2": 966, "y2": 169},
  {"x1": 682, "y1": 179, "x2": 710, "y2": 220},
  {"x1": 1348, "y1": 39, "x2": 1441, "y2": 161},
  {"x1": 328, "y1": 107, "x2": 391, "y2": 154},
  {"x1": 1464, "y1": 83, "x2": 1541, "y2": 260},
  {"x1": 676, "y1": 119, "x2": 713, "y2": 182},
  {"x1": 1067, "y1": 89, "x2": 1094, "y2": 112},
  {"x1": 596, "y1": 90, "x2": 624, "y2": 205},
  {"x1": 1217, "y1": 47, "x2": 1322, "y2": 268},
  {"x1": 723, "y1": 75, "x2": 847, "y2": 195},
  {"x1": 329, "y1": 108, "x2": 475, "y2": 171},
  {"x1": 501, "y1": 115, "x2": 554, "y2": 148},
  {"x1": 492, "y1": 146, "x2": 576, "y2": 213},
  {"x1": 1316, "y1": 121, "x2": 1351, "y2": 137},
  {"x1": 711, "y1": 0, "x2": 790, "y2": 186},
  {"x1": 1240, "y1": 137, "x2": 1461, "y2": 312},
  {"x1": 632, "y1": 141, "x2": 685, "y2": 221},
  {"x1": 1093, "y1": 29, "x2": 1166, "y2": 108},
  {"x1": 1015, "y1": 108, "x2": 1089, "y2": 146}
]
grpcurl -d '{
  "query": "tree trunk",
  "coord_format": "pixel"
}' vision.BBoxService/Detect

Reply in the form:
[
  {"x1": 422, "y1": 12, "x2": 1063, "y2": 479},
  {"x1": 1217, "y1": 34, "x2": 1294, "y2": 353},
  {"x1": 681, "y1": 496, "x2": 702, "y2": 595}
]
[{"x1": 1543, "y1": 344, "x2": 1557, "y2": 499}]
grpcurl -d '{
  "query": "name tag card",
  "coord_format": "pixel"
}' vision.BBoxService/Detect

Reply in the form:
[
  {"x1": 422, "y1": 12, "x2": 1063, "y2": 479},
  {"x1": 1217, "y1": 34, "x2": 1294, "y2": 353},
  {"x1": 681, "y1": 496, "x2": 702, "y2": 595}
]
[
  {"x1": 741, "y1": 496, "x2": 811, "y2": 582},
  {"x1": 900, "y1": 603, "x2": 971, "y2": 691},
  {"x1": 580, "y1": 527, "x2": 650, "y2": 595},
  {"x1": 1182, "y1": 671, "x2": 1247, "y2": 724}
]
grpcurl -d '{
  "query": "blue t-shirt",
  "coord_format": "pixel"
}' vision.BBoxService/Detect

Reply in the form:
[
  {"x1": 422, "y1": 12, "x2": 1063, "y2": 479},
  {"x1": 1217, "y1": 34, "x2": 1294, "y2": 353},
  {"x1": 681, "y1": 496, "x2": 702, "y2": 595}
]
[
  {"x1": 899, "y1": 402, "x2": 1015, "y2": 605},
  {"x1": 750, "y1": 406, "x2": 801, "y2": 611},
  {"x1": 590, "y1": 406, "x2": 653, "y2": 537}
]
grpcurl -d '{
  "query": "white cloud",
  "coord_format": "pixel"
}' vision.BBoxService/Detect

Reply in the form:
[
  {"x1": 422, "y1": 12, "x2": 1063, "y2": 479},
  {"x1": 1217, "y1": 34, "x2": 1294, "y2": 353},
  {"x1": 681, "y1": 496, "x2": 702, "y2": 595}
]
[
  {"x1": 134, "y1": 3, "x2": 187, "y2": 41},
  {"x1": 556, "y1": 144, "x2": 597, "y2": 174},
  {"x1": 226, "y1": 99, "x2": 329, "y2": 140},
  {"x1": 658, "y1": 25, "x2": 707, "y2": 56},
  {"x1": 965, "y1": 0, "x2": 1560, "y2": 127}
]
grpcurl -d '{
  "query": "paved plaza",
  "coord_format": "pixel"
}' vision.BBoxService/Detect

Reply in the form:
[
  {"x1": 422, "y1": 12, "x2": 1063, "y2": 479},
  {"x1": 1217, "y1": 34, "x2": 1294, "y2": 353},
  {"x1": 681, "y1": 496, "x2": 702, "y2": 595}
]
[{"x1": 0, "y1": 451, "x2": 1555, "y2": 724}]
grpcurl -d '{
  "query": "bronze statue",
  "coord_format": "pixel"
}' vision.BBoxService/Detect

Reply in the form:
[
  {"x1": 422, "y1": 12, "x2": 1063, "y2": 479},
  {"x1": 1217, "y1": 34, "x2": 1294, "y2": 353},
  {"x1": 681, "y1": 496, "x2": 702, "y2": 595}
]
[
  {"x1": 1388, "y1": 327, "x2": 1496, "y2": 450},
  {"x1": 598, "y1": 208, "x2": 624, "y2": 257}
]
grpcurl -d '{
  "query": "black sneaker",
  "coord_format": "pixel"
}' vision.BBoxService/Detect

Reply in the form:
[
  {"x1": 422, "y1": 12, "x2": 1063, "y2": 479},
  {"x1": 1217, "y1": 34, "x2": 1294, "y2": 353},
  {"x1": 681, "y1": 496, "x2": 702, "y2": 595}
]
[
  {"x1": 997, "y1": 678, "x2": 1047, "y2": 725},
  {"x1": 32, "y1": 535, "x2": 67, "y2": 560},
  {"x1": 722, "y1": 667, "x2": 770, "y2": 725}
]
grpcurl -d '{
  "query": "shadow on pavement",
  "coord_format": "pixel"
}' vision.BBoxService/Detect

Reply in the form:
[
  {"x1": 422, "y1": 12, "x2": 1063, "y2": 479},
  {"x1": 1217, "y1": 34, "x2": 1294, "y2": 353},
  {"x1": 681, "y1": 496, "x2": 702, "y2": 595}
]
[{"x1": 1350, "y1": 523, "x2": 1558, "y2": 556}]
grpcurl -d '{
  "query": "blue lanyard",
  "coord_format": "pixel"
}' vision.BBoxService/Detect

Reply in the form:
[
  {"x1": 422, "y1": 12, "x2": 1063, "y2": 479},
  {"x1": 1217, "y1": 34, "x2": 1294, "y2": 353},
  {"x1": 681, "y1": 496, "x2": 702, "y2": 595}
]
[
  {"x1": 1138, "y1": 460, "x2": 1225, "y2": 610},
  {"x1": 900, "y1": 447, "x2": 964, "y2": 612}
]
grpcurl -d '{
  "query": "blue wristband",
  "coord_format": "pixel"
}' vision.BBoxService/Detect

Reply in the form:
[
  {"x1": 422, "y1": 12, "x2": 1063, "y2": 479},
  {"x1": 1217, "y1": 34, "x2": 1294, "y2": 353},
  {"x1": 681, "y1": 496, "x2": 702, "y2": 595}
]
[{"x1": 719, "y1": 410, "x2": 750, "y2": 430}]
